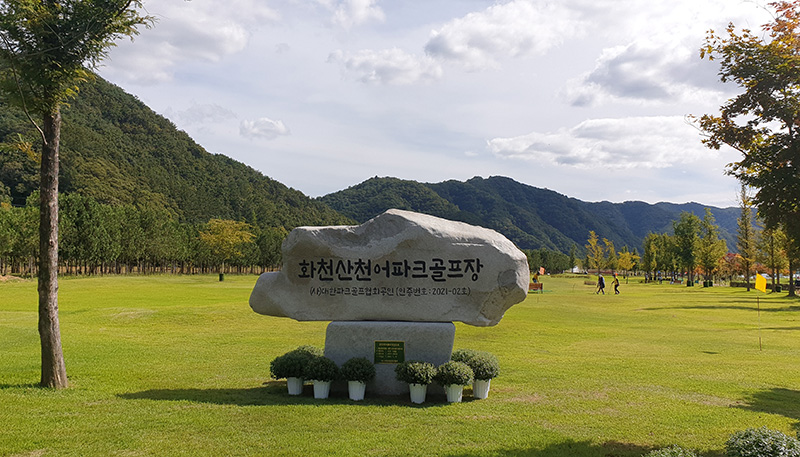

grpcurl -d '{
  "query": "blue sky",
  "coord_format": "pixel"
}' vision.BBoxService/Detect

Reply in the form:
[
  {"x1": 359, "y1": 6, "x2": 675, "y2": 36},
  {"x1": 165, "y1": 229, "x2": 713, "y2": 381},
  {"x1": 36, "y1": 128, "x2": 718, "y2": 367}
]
[{"x1": 98, "y1": 0, "x2": 770, "y2": 208}]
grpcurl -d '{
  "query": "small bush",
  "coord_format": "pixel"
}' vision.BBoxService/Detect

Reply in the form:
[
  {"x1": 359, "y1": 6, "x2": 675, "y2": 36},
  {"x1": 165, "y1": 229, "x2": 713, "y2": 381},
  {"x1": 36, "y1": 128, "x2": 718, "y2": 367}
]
[
  {"x1": 451, "y1": 348, "x2": 479, "y2": 364},
  {"x1": 434, "y1": 361, "x2": 474, "y2": 387},
  {"x1": 395, "y1": 361, "x2": 436, "y2": 385},
  {"x1": 303, "y1": 356, "x2": 340, "y2": 382},
  {"x1": 341, "y1": 357, "x2": 376, "y2": 383},
  {"x1": 643, "y1": 445, "x2": 698, "y2": 457},
  {"x1": 466, "y1": 352, "x2": 499, "y2": 380},
  {"x1": 269, "y1": 345, "x2": 324, "y2": 380},
  {"x1": 451, "y1": 349, "x2": 499, "y2": 380},
  {"x1": 289, "y1": 345, "x2": 323, "y2": 359},
  {"x1": 726, "y1": 427, "x2": 800, "y2": 457},
  {"x1": 269, "y1": 352, "x2": 307, "y2": 379}
]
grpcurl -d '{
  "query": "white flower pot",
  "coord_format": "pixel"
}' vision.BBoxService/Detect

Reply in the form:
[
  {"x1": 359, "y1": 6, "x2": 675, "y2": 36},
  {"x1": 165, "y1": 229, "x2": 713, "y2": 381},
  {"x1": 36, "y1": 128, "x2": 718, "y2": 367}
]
[
  {"x1": 409, "y1": 383, "x2": 427, "y2": 404},
  {"x1": 472, "y1": 379, "x2": 491, "y2": 399},
  {"x1": 445, "y1": 384, "x2": 464, "y2": 403},
  {"x1": 348, "y1": 381, "x2": 366, "y2": 401},
  {"x1": 286, "y1": 377, "x2": 304, "y2": 396},
  {"x1": 312, "y1": 380, "x2": 331, "y2": 399}
]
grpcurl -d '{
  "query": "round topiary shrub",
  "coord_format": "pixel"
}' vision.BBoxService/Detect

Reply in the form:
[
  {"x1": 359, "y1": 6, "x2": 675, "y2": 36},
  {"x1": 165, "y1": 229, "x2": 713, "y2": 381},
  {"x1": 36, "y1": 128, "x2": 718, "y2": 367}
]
[
  {"x1": 466, "y1": 352, "x2": 499, "y2": 380},
  {"x1": 450, "y1": 348, "x2": 479, "y2": 364},
  {"x1": 270, "y1": 352, "x2": 307, "y2": 380},
  {"x1": 726, "y1": 427, "x2": 800, "y2": 457},
  {"x1": 643, "y1": 445, "x2": 699, "y2": 457},
  {"x1": 395, "y1": 361, "x2": 436, "y2": 385},
  {"x1": 341, "y1": 357, "x2": 376, "y2": 383},
  {"x1": 302, "y1": 356, "x2": 340, "y2": 382},
  {"x1": 289, "y1": 345, "x2": 323, "y2": 359},
  {"x1": 269, "y1": 345, "x2": 323, "y2": 380},
  {"x1": 434, "y1": 361, "x2": 474, "y2": 387}
]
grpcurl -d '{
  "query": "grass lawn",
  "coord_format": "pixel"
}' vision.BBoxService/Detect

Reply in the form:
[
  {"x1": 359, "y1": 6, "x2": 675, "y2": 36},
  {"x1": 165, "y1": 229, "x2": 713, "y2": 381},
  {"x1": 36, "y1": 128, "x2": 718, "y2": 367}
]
[{"x1": 2, "y1": 274, "x2": 800, "y2": 456}]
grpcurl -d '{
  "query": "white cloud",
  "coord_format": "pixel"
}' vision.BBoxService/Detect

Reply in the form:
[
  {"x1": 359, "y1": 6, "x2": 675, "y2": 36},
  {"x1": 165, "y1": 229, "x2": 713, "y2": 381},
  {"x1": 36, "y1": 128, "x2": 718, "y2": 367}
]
[
  {"x1": 562, "y1": 42, "x2": 723, "y2": 106},
  {"x1": 328, "y1": 48, "x2": 442, "y2": 85},
  {"x1": 240, "y1": 118, "x2": 290, "y2": 140},
  {"x1": 168, "y1": 102, "x2": 238, "y2": 125},
  {"x1": 329, "y1": 0, "x2": 385, "y2": 29},
  {"x1": 488, "y1": 116, "x2": 714, "y2": 169},
  {"x1": 103, "y1": 0, "x2": 279, "y2": 84},
  {"x1": 559, "y1": 0, "x2": 766, "y2": 106},
  {"x1": 424, "y1": 0, "x2": 582, "y2": 70}
]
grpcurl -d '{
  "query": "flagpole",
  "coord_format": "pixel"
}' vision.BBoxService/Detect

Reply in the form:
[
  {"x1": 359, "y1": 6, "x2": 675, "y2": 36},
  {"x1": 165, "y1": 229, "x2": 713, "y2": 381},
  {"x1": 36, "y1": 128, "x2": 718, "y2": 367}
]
[
  {"x1": 755, "y1": 273, "x2": 767, "y2": 351},
  {"x1": 758, "y1": 295, "x2": 762, "y2": 351}
]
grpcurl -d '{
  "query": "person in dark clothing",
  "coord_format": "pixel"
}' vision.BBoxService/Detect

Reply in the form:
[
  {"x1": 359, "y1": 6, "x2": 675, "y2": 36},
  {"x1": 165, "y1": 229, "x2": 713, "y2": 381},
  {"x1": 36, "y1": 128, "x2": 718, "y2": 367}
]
[
  {"x1": 596, "y1": 274, "x2": 605, "y2": 295},
  {"x1": 613, "y1": 273, "x2": 620, "y2": 294}
]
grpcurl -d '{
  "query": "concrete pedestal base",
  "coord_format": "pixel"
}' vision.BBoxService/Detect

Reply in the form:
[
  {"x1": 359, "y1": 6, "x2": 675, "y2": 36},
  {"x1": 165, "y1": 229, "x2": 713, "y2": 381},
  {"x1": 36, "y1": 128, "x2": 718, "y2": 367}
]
[{"x1": 324, "y1": 321, "x2": 455, "y2": 396}]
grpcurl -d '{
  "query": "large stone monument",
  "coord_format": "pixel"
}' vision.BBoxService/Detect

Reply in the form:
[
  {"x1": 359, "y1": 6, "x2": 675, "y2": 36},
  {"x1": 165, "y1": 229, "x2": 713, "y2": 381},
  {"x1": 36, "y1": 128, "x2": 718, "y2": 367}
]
[{"x1": 250, "y1": 209, "x2": 529, "y2": 395}]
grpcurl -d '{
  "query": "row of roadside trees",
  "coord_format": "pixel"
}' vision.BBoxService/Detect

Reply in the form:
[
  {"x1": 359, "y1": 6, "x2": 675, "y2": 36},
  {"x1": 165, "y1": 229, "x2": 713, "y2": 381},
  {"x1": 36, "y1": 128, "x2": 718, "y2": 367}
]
[
  {"x1": 584, "y1": 231, "x2": 640, "y2": 277},
  {"x1": 641, "y1": 205, "x2": 791, "y2": 290},
  {"x1": 584, "y1": 201, "x2": 792, "y2": 291},
  {"x1": 0, "y1": 193, "x2": 286, "y2": 277}
]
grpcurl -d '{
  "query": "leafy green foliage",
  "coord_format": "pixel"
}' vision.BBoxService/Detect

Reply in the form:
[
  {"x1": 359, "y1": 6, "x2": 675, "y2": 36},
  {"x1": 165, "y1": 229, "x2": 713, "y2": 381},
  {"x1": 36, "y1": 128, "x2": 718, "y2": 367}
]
[
  {"x1": 451, "y1": 349, "x2": 499, "y2": 381},
  {"x1": 698, "y1": 1, "x2": 800, "y2": 254},
  {"x1": 269, "y1": 346, "x2": 323, "y2": 380},
  {"x1": 450, "y1": 348, "x2": 479, "y2": 364},
  {"x1": 394, "y1": 361, "x2": 436, "y2": 385},
  {"x1": 643, "y1": 445, "x2": 698, "y2": 457},
  {"x1": 434, "y1": 361, "x2": 474, "y2": 387},
  {"x1": 465, "y1": 352, "x2": 500, "y2": 381},
  {"x1": 673, "y1": 212, "x2": 701, "y2": 282},
  {"x1": 523, "y1": 248, "x2": 572, "y2": 273},
  {"x1": 198, "y1": 219, "x2": 255, "y2": 270},
  {"x1": 289, "y1": 345, "x2": 323, "y2": 359},
  {"x1": 269, "y1": 352, "x2": 307, "y2": 380},
  {"x1": 697, "y1": 208, "x2": 728, "y2": 278},
  {"x1": 340, "y1": 357, "x2": 376, "y2": 383},
  {"x1": 0, "y1": 192, "x2": 291, "y2": 274},
  {"x1": 302, "y1": 356, "x2": 340, "y2": 382},
  {"x1": 725, "y1": 427, "x2": 800, "y2": 457}
]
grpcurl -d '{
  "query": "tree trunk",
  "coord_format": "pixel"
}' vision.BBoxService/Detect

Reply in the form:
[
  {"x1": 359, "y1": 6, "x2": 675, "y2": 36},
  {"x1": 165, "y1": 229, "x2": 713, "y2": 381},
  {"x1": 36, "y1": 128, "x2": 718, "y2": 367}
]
[{"x1": 38, "y1": 109, "x2": 67, "y2": 389}]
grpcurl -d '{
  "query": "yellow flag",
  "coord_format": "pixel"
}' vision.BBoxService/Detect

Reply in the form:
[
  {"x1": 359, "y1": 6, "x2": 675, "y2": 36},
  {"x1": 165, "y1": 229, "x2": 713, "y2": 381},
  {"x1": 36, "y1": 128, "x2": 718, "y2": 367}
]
[{"x1": 755, "y1": 274, "x2": 767, "y2": 293}]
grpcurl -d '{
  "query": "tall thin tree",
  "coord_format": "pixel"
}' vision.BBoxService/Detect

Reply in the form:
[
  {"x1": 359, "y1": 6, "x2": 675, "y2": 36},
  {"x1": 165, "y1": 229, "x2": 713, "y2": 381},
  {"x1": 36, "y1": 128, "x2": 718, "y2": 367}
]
[
  {"x1": 0, "y1": 0, "x2": 150, "y2": 388},
  {"x1": 737, "y1": 185, "x2": 757, "y2": 292}
]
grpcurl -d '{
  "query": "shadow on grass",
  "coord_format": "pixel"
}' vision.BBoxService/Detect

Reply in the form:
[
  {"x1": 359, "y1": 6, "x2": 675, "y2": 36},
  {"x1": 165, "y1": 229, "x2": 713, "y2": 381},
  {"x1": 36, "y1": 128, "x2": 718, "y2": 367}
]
[
  {"x1": 739, "y1": 388, "x2": 800, "y2": 433},
  {"x1": 643, "y1": 296, "x2": 800, "y2": 313},
  {"x1": 444, "y1": 440, "x2": 710, "y2": 457},
  {"x1": 118, "y1": 381, "x2": 452, "y2": 408},
  {"x1": 0, "y1": 383, "x2": 41, "y2": 389}
]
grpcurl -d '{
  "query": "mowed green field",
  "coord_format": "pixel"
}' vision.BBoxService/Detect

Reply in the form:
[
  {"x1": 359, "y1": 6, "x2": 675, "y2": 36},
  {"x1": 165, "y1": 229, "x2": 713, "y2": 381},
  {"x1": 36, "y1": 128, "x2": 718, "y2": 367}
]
[{"x1": 2, "y1": 274, "x2": 800, "y2": 457}]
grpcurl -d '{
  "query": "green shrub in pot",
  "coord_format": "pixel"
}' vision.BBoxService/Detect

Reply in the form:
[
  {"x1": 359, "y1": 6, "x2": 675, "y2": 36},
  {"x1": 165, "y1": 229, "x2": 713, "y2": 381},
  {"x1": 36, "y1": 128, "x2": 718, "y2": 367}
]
[
  {"x1": 466, "y1": 352, "x2": 499, "y2": 381},
  {"x1": 269, "y1": 345, "x2": 323, "y2": 380},
  {"x1": 434, "y1": 361, "x2": 474, "y2": 387},
  {"x1": 303, "y1": 356, "x2": 340, "y2": 382},
  {"x1": 450, "y1": 348, "x2": 479, "y2": 364},
  {"x1": 270, "y1": 351, "x2": 307, "y2": 380},
  {"x1": 394, "y1": 361, "x2": 436, "y2": 385},
  {"x1": 341, "y1": 357, "x2": 376, "y2": 383}
]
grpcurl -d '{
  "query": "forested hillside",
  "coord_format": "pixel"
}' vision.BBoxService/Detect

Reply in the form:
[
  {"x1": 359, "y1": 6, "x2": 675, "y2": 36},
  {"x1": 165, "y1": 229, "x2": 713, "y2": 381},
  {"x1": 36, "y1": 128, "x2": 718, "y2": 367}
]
[
  {"x1": 0, "y1": 76, "x2": 350, "y2": 229},
  {"x1": 0, "y1": 75, "x2": 741, "y2": 272},
  {"x1": 320, "y1": 176, "x2": 740, "y2": 252}
]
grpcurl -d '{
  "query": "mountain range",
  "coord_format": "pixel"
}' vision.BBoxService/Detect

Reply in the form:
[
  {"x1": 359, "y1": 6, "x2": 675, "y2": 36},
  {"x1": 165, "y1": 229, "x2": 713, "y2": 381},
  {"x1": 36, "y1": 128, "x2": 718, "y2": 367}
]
[
  {"x1": 319, "y1": 176, "x2": 740, "y2": 252},
  {"x1": 0, "y1": 77, "x2": 739, "y2": 254}
]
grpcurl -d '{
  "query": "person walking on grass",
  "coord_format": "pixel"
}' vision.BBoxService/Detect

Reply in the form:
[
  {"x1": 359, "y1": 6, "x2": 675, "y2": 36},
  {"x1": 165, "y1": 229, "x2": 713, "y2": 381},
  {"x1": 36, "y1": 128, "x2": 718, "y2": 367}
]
[
  {"x1": 596, "y1": 274, "x2": 605, "y2": 295},
  {"x1": 613, "y1": 273, "x2": 620, "y2": 295}
]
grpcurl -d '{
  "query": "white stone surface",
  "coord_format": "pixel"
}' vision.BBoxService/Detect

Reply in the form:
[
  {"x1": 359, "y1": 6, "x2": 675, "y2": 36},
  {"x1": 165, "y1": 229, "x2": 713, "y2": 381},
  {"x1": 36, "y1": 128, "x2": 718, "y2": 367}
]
[
  {"x1": 249, "y1": 209, "x2": 529, "y2": 326},
  {"x1": 324, "y1": 321, "x2": 455, "y2": 396}
]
